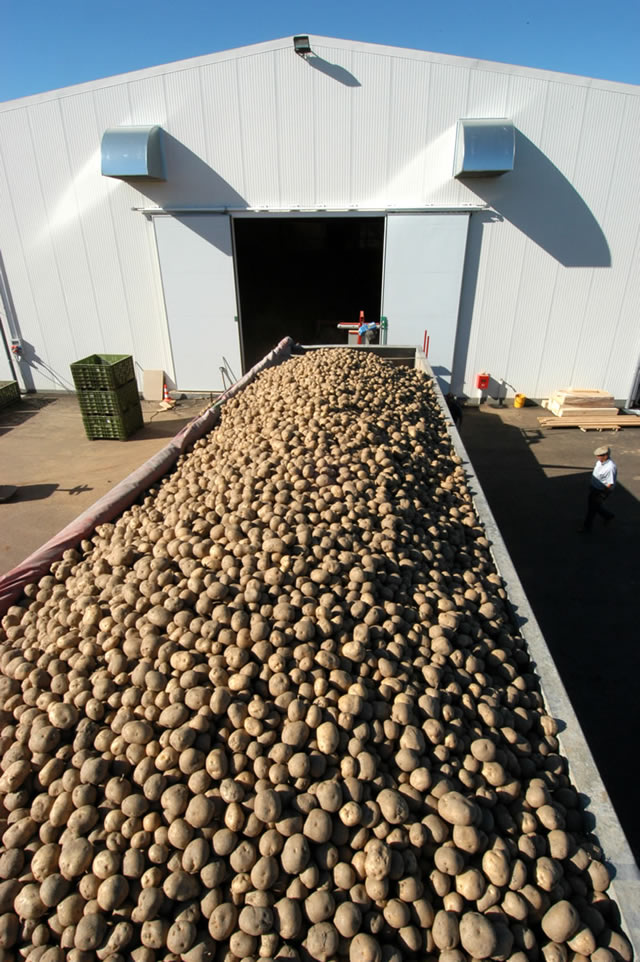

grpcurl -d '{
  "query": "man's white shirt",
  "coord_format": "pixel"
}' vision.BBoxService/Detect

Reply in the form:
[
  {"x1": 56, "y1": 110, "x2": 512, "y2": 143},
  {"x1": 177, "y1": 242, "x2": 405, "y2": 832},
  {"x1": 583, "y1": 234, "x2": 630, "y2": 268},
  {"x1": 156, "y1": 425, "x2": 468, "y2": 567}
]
[{"x1": 592, "y1": 459, "x2": 617, "y2": 490}]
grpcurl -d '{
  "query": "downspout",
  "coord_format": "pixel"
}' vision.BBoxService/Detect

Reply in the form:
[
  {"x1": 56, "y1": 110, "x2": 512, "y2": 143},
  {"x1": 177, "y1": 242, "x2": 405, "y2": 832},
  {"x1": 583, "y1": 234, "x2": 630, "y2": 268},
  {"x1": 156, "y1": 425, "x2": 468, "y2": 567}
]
[
  {"x1": 0, "y1": 251, "x2": 21, "y2": 386},
  {"x1": 0, "y1": 314, "x2": 19, "y2": 384}
]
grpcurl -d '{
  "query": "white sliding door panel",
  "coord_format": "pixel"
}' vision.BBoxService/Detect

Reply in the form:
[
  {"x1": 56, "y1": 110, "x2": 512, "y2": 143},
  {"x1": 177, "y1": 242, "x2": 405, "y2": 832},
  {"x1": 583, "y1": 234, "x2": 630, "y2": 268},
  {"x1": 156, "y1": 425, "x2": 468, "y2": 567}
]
[
  {"x1": 382, "y1": 214, "x2": 469, "y2": 381},
  {"x1": 154, "y1": 215, "x2": 241, "y2": 391}
]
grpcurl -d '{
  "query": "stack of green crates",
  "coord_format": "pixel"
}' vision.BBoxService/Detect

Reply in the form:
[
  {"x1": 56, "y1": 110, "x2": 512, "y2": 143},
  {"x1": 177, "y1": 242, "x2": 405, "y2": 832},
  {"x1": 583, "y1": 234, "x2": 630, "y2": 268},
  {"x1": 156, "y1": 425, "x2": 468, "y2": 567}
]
[
  {"x1": 70, "y1": 354, "x2": 143, "y2": 440},
  {"x1": 0, "y1": 380, "x2": 20, "y2": 410}
]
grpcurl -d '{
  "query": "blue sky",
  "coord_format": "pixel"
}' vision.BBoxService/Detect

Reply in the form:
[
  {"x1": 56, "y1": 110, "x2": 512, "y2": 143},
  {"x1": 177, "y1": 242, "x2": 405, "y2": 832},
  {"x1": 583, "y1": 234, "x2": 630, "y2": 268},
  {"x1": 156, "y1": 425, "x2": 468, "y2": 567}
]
[{"x1": 1, "y1": 0, "x2": 639, "y2": 102}]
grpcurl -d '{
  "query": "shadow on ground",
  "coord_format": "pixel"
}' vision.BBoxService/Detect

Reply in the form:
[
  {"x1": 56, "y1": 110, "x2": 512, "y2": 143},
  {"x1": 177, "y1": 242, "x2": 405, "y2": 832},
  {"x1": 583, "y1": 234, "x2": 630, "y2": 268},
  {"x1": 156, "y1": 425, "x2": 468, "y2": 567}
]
[
  {"x1": 134, "y1": 416, "x2": 197, "y2": 440},
  {"x1": 461, "y1": 410, "x2": 640, "y2": 865},
  {"x1": 0, "y1": 397, "x2": 56, "y2": 435},
  {"x1": 5, "y1": 483, "x2": 95, "y2": 502}
]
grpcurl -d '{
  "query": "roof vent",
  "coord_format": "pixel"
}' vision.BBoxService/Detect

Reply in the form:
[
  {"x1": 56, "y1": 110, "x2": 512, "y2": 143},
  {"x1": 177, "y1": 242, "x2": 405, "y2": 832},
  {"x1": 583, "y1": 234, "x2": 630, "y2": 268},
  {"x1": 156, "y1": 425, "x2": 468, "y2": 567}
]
[
  {"x1": 101, "y1": 125, "x2": 166, "y2": 180},
  {"x1": 454, "y1": 118, "x2": 515, "y2": 178}
]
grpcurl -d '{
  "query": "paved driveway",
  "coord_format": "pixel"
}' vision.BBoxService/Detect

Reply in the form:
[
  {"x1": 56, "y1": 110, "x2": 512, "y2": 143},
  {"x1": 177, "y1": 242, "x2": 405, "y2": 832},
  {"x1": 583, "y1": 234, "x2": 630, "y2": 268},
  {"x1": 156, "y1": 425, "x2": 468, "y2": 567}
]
[{"x1": 460, "y1": 402, "x2": 640, "y2": 864}]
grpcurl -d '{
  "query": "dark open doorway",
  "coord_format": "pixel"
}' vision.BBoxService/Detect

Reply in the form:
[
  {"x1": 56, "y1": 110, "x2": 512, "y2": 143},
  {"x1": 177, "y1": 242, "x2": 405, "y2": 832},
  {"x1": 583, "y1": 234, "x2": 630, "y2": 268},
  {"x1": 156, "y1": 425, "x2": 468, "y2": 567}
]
[{"x1": 233, "y1": 216, "x2": 385, "y2": 370}]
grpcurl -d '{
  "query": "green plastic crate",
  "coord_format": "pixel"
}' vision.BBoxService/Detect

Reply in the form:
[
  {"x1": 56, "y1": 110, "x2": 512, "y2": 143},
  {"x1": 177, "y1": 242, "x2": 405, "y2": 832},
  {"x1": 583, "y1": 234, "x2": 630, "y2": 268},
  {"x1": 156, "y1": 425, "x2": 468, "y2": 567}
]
[
  {"x1": 81, "y1": 404, "x2": 144, "y2": 441},
  {"x1": 70, "y1": 353, "x2": 135, "y2": 391},
  {"x1": 0, "y1": 381, "x2": 20, "y2": 409},
  {"x1": 76, "y1": 379, "x2": 141, "y2": 417}
]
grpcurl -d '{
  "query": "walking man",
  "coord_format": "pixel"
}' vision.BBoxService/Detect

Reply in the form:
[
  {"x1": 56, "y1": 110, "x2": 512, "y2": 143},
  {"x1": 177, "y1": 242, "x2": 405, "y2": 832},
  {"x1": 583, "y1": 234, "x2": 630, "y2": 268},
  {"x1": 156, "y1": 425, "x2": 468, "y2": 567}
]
[{"x1": 580, "y1": 445, "x2": 617, "y2": 532}]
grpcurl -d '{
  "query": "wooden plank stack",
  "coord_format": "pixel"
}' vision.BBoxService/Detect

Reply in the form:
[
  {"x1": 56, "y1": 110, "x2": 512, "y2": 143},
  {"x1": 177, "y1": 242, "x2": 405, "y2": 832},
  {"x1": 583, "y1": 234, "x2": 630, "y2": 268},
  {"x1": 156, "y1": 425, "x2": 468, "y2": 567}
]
[
  {"x1": 538, "y1": 386, "x2": 640, "y2": 430},
  {"x1": 541, "y1": 388, "x2": 617, "y2": 418}
]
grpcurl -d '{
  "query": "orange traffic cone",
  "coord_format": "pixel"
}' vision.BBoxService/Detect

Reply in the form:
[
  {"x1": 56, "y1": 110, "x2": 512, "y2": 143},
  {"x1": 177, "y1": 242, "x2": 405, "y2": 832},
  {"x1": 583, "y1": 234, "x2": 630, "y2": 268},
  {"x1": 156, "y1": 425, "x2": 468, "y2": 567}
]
[{"x1": 160, "y1": 382, "x2": 175, "y2": 409}]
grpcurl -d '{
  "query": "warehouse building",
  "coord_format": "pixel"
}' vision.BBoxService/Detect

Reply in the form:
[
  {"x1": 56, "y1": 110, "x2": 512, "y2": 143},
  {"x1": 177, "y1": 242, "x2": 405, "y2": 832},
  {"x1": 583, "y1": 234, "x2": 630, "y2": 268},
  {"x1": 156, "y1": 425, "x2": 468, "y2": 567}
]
[{"x1": 0, "y1": 35, "x2": 639, "y2": 401}]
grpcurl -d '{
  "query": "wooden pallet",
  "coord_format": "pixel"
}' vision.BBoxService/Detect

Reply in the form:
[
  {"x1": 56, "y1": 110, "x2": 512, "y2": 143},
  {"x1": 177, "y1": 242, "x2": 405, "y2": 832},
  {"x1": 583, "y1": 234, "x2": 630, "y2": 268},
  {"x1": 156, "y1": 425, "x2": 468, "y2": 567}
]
[{"x1": 538, "y1": 415, "x2": 640, "y2": 431}]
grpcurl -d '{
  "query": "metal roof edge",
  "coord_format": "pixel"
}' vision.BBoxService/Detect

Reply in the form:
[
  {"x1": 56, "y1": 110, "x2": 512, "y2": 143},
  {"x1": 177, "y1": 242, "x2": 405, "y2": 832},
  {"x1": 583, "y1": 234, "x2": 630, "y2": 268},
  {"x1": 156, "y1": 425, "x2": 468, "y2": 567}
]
[
  {"x1": 309, "y1": 36, "x2": 640, "y2": 94},
  {"x1": 0, "y1": 35, "x2": 294, "y2": 110},
  {"x1": 1, "y1": 33, "x2": 638, "y2": 112}
]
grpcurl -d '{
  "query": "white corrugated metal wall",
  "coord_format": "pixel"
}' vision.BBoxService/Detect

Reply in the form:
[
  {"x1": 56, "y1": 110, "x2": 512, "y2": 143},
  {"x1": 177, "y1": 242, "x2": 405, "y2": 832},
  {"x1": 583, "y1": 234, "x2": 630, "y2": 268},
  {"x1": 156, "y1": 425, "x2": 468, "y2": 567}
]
[{"x1": 0, "y1": 36, "x2": 638, "y2": 398}]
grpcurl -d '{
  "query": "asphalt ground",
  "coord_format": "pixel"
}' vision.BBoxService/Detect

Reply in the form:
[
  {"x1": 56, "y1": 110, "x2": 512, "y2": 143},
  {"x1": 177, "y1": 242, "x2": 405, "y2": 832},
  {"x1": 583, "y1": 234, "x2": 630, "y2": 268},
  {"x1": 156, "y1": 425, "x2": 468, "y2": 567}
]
[{"x1": 459, "y1": 402, "x2": 640, "y2": 865}]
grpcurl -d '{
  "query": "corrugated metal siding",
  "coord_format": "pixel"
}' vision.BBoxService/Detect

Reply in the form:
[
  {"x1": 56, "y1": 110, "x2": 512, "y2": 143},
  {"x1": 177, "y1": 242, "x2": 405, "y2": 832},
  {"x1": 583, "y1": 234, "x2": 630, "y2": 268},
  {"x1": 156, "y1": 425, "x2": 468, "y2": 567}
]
[
  {"x1": 238, "y1": 53, "x2": 281, "y2": 207},
  {"x1": 200, "y1": 59, "x2": 248, "y2": 200},
  {"x1": 350, "y1": 51, "x2": 392, "y2": 206},
  {"x1": 59, "y1": 95, "x2": 126, "y2": 354},
  {"x1": 0, "y1": 106, "x2": 78, "y2": 390},
  {"x1": 465, "y1": 68, "x2": 510, "y2": 117},
  {"x1": 423, "y1": 64, "x2": 471, "y2": 207},
  {"x1": 0, "y1": 36, "x2": 639, "y2": 398},
  {"x1": 603, "y1": 94, "x2": 640, "y2": 394},
  {"x1": 313, "y1": 45, "x2": 355, "y2": 207},
  {"x1": 384, "y1": 58, "x2": 431, "y2": 208},
  {"x1": 276, "y1": 48, "x2": 316, "y2": 206}
]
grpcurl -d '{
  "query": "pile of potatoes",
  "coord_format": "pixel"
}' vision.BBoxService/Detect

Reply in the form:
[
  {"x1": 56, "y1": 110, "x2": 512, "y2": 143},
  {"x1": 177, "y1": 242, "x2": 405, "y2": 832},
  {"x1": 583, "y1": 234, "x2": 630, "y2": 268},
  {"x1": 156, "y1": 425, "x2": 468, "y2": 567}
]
[{"x1": 0, "y1": 348, "x2": 633, "y2": 962}]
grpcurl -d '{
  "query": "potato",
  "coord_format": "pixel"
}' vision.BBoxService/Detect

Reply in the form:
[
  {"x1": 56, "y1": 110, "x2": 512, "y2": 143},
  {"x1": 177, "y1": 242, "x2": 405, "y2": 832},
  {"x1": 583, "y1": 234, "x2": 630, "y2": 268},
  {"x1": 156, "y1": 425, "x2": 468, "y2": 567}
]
[
  {"x1": 166, "y1": 918, "x2": 196, "y2": 954},
  {"x1": 0, "y1": 912, "x2": 19, "y2": 948},
  {"x1": 316, "y1": 721, "x2": 339, "y2": 754},
  {"x1": 74, "y1": 913, "x2": 107, "y2": 951},
  {"x1": 30, "y1": 844, "x2": 60, "y2": 882},
  {"x1": 458, "y1": 911, "x2": 498, "y2": 959},
  {"x1": 303, "y1": 809, "x2": 333, "y2": 843},
  {"x1": 482, "y1": 849, "x2": 511, "y2": 887},
  {"x1": 305, "y1": 891, "x2": 334, "y2": 924},
  {"x1": 254, "y1": 789, "x2": 282, "y2": 823},
  {"x1": 306, "y1": 921, "x2": 339, "y2": 961},
  {"x1": 281, "y1": 834, "x2": 310, "y2": 874},
  {"x1": 334, "y1": 902, "x2": 362, "y2": 938},
  {"x1": 437, "y1": 791, "x2": 479, "y2": 826},
  {"x1": 96, "y1": 875, "x2": 129, "y2": 911},
  {"x1": 363, "y1": 839, "x2": 391, "y2": 880},
  {"x1": 434, "y1": 845, "x2": 465, "y2": 876},
  {"x1": 141, "y1": 918, "x2": 170, "y2": 949},
  {"x1": 208, "y1": 903, "x2": 237, "y2": 940},
  {"x1": 541, "y1": 900, "x2": 581, "y2": 942},
  {"x1": 274, "y1": 897, "x2": 303, "y2": 939},
  {"x1": 350, "y1": 932, "x2": 382, "y2": 962},
  {"x1": 587, "y1": 860, "x2": 611, "y2": 893},
  {"x1": 541, "y1": 941, "x2": 568, "y2": 962},
  {"x1": 536, "y1": 856, "x2": 564, "y2": 892},
  {"x1": 376, "y1": 789, "x2": 409, "y2": 825},
  {"x1": 132, "y1": 887, "x2": 164, "y2": 924},
  {"x1": 455, "y1": 867, "x2": 486, "y2": 901},
  {"x1": 432, "y1": 910, "x2": 460, "y2": 950},
  {"x1": 383, "y1": 899, "x2": 410, "y2": 929},
  {"x1": 13, "y1": 884, "x2": 47, "y2": 920}
]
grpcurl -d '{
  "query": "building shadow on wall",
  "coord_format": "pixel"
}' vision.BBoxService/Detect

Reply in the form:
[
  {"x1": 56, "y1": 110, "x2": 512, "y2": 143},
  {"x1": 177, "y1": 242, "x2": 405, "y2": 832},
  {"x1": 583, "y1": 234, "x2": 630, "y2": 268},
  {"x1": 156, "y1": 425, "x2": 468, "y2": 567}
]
[
  {"x1": 12, "y1": 342, "x2": 75, "y2": 394},
  {"x1": 128, "y1": 133, "x2": 249, "y2": 252},
  {"x1": 451, "y1": 132, "x2": 611, "y2": 394},
  {"x1": 460, "y1": 409, "x2": 640, "y2": 865},
  {"x1": 464, "y1": 131, "x2": 611, "y2": 268},
  {"x1": 450, "y1": 211, "x2": 498, "y2": 396}
]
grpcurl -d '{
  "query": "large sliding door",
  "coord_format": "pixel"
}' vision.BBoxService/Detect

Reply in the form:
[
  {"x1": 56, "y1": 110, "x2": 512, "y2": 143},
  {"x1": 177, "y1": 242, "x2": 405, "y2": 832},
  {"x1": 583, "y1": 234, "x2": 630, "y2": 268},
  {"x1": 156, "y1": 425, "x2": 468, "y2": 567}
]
[
  {"x1": 154, "y1": 215, "x2": 241, "y2": 391},
  {"x1": 382, "y1": 213, "x2": 469, "y2": 382},
  {"x1": 233, "y1": 216, "x2": 384, "y2": 370}
]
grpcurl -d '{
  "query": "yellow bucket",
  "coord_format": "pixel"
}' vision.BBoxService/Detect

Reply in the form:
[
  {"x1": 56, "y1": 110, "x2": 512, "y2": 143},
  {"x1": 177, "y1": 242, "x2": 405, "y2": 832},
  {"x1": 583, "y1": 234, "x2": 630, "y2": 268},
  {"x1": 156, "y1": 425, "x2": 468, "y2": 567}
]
[{"x1": 514, "y1": 393, "x2": 526, "y2": 409}]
